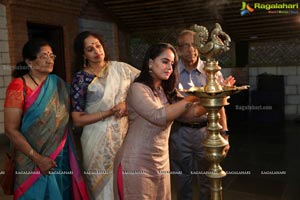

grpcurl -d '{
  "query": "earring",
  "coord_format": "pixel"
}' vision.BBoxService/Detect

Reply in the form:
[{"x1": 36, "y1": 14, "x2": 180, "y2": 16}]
[
  {"x1": 149, "y1": 65, "x2": 152, "y2": 73},
  {"x1": 83, "y1": 58, "x2": 88, "y2": 68}
]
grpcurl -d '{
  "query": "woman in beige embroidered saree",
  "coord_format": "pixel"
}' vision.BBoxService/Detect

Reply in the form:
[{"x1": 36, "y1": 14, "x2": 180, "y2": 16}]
[{"x1": 71, "y1": 31, "x2": 139, "y2": 200}]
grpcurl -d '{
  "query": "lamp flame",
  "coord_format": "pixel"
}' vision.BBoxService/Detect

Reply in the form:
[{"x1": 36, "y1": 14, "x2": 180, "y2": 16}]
[{"x1": 178, "y1": 83, "x2": 184, "y2": 90}]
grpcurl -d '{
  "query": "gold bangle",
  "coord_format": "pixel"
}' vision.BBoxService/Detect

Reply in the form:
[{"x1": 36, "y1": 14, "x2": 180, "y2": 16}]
[
  {"x1": 29, "y1": 148, "x2": 34, "y2": 158},
  {"x1": 99, "y1": 111, "x2": 103, "y2": 120}
]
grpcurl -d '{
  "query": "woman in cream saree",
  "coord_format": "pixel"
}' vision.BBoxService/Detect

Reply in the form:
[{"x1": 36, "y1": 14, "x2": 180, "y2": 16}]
[{"x1": 71, "y1": 31, "x2": 139, "y2": 199}]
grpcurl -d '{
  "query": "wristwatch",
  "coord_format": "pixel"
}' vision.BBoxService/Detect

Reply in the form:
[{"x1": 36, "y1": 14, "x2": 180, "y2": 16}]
[{"x1": 221, "y1": 130, "x2": 230, "y2": 136}]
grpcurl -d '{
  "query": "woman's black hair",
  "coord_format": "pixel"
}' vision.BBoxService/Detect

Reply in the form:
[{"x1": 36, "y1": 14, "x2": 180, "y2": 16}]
[
  {"x1": 73, "y1": 31, "x2": 109, "y2": 73},
  {"x1": 135, "y1": 43, "x2": 179, "y2": 103},
  {"x1": 12, "y1": 38, "x2": 51, "y2": 78}
]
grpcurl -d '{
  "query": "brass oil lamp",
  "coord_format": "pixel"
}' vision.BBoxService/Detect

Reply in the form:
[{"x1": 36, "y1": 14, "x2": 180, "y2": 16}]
[{"x1": 181, "y1": 23, "x2": 249, "y2": 199}]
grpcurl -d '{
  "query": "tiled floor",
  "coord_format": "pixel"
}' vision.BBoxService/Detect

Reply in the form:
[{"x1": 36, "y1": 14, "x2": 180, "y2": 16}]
[
  {"x1": 1, "y1": 119, "x2": 300, "y2": 199},
  {"x1": 170, "y1": 119, "x2": 300, "y2": 200},
  {"x1": 217, "y1": 119, "x2": 300, "y2": 200}
]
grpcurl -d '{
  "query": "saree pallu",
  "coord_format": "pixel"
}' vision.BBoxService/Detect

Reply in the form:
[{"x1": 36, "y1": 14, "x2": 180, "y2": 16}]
[
  {"x1": 14, "y1": 74, "x2": 89, "y2": 200},
  {"x1": 81, "y1": 61, "x2": 139, "y2": 200}
]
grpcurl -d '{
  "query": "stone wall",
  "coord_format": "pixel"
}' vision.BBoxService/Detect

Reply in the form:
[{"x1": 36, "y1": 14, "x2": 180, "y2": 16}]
[
  {"x1": 221, "y1": 66, "x2": 300, "y2": 120},
  {"x1": 0, "y1": 3, "x2": 11, "y2": 135},
  {"x1": 249, "y1": 66, "x2": 300, "y2": 120}
]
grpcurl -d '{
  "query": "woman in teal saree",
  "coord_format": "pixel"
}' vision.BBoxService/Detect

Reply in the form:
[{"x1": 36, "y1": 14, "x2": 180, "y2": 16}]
[{"x1": 4, "y1": 38, "x2": 89, "y2": 199}]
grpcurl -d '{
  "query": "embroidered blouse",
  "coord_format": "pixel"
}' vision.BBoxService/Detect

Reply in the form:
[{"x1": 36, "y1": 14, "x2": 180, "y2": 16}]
[
  {"x1": 4, "y1": 78, "x2": 33, "y2": 109},
  {"x1": 70, "y1": 70, "x2": 95, "y2": 112}
]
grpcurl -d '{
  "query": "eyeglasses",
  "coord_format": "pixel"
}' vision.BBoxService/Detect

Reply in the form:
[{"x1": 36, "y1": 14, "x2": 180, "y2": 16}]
[
  {"x1": 178, "y1": 43, "x2": 198, "y2": 50},
  {"x1": 38, "y1": 52, "x2": 56, "y2": 60}
]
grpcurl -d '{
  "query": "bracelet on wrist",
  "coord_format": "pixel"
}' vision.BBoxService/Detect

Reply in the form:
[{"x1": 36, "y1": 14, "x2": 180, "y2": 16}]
[
  {"x1": 185, "y1": 102, "x2": 193, "y2": 109},
  {"x1": 28, "y1": 148, "x2": 34, "y2": 158},
  {"x1": 99, "y1": 112, "x2": 103, "y2": 120}
]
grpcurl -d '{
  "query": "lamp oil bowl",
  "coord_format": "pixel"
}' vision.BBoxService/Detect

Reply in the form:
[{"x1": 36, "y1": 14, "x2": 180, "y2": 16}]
[{"x1": 180, "y1": 23, "x2": 249, "y2": 200}]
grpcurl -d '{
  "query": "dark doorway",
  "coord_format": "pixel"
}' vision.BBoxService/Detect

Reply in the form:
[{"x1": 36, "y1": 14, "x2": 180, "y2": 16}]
[{"x1": 27, "y1": 22, "x2": 66, "y2": 81}]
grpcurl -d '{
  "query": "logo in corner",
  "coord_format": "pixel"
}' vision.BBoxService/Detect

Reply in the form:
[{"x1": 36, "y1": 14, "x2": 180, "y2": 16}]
[{"x1": 240, "y1": 1, "x2": 254, "y2": 16}]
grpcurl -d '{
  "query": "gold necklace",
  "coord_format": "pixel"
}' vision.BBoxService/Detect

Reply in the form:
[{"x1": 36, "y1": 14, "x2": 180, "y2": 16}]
[
  {"x1": 87, "y1": 67, "x2": 98, "y2": 77},
  {"x1": 87, "y1": 62, "x2": 108, "y2": 77}
]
